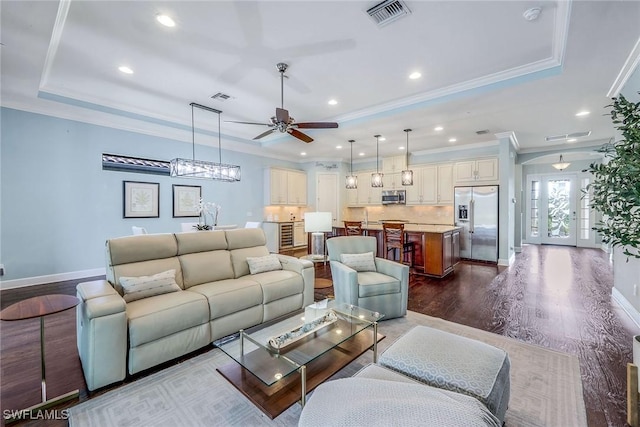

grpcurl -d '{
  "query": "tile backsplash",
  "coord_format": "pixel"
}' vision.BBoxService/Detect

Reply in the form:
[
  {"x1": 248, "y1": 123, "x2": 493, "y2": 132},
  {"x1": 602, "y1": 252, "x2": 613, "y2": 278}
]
[{"x1": 343, "y1": 205, "x2": 454, "y2": 225}]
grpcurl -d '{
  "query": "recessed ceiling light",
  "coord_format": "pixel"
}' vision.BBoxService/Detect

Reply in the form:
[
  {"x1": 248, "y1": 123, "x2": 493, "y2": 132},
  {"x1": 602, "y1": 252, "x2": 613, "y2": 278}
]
[
  {"x1": 156, "y1": 14, "x2": 176, "y2": 27},
  {"x1": 434, "y1": 126, "x2": 443, "y2": 131},
  {"x1": 336, "y1": 145, "x2": 342, "y2": 149},
  {"x1": 118, "y1": 66, "x2": 133, "y2": 74},
  {"x1": 359, "y1": 152, "x2": 365, "y2": 156},
  {"x1": 567, "y1": 138, "x2": 577, "y2": 143},
  {"x1": 575, "y1": 111, "x2": 590, "y2": 117},
  {"x1": 448, "y1": 138, "x2": 457, "y2": 143},
  {"x1": 398, "y1": 146, "x2": 405, "y2": 150},
  {"x1": 409, "y1": 72, "x2": 422, "y2": 80},
  {"x1": 328, "y1": 99, "x2": 338, "y2": 105},
  {"x1": 379, "y1": 137, "x2": 386, "y2": 142},
  {"x1": 300, "y1": 152, "x2": 307, "y2": 156}
]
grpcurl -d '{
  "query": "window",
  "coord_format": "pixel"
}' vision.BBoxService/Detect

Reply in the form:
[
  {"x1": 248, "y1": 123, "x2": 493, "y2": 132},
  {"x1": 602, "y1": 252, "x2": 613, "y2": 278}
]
[
  {"x1": 580, "y1": 178, "x2": 590, "y2": 240},
  {"x1": 530, "y1": 180, "x2": 540, "y2": 237}
]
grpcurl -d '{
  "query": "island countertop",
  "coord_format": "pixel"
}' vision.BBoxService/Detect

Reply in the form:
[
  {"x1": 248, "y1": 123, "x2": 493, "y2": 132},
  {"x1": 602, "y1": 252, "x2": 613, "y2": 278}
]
[{"x1": 346, "y1": 223, "x2": 461, "y2": 233}]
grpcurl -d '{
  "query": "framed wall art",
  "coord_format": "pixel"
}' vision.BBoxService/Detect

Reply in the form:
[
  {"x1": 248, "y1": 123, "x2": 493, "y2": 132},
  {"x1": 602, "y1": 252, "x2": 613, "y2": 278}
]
[
  {"x1": 172, "y1": 184, "x2": 201, "y2": 218},
  {"x1": 123, "y1": 181, "x2": 159, "y2": 218}
]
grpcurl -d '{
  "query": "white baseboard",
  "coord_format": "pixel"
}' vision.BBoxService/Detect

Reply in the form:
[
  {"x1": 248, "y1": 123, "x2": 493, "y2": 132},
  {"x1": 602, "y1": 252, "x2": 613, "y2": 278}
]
[
  {"x1": 514, "y1": 246, "x2": 522, "y2": 253},
  {"x1": 497, "y1": 253, "x2": 515, "y2": 267},
  {"x1": 612, "y1": 287, "x2": 640, "y2": 329},
  {"x1": 0, "y1": 268, "x2": 106, "y2": 290}
]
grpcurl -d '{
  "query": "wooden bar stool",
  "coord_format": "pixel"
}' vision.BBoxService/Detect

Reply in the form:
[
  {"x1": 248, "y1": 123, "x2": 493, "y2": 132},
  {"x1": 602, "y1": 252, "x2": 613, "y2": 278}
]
[
  {"x1": 383, "y1": 223, "x2": 414, "y2": 267},
  {"x1": 344, "y1": 221, "x2": 363, "y2": 236}
]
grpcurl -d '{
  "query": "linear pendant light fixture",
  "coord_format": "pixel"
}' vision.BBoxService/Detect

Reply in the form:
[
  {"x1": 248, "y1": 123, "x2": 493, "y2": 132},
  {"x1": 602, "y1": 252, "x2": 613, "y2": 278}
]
[
  {"x1": 371, "y1": 134, "x2": 384, "y2": 187},
  {"x1": 551, "y1": 154, "x2": 570, "y2": 171},
  {"x1": 346, "y1": 139, "x2": 357, "y2": 189},
  {"x1": 401, "y1": 128, "x2": 413, "y2": 186},
  {"x1": 170, "y1": 103, "x2": 241, "y2": 181}
]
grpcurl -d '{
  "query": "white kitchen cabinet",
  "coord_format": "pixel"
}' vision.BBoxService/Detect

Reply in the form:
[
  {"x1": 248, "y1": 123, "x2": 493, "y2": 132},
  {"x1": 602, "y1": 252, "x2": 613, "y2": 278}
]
[
  {"x1": 383, "y1": 172, "x2": 403, "y2": 190},
  {"x1": 454, "y1": 158, "x2": 498, "y2": 183},
  {"x1": 383, "y1": 155, "x2": 407, "y2": 173},
  {"x1": 437, "y1": 163, "x2": 454, "y2": 204},
  {"x1": 264, "y1": 168, "x2": 307, "y2": 206},
  {"x1": 293, "y1": 221, "x2": 306, "y2": 246},
  {"x1": 356, "y1": 171, "x2": 381, "y2": 205}
]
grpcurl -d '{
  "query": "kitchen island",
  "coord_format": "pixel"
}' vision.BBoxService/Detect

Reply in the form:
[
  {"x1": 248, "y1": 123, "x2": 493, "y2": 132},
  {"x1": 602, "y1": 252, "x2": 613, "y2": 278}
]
[{"x1": 333, "y1": 223, "x2": 461, "y2": 278}]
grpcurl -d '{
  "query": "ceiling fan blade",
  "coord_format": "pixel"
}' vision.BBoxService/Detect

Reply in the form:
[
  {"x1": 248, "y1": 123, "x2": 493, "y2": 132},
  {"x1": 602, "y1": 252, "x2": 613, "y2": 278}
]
[
  {"x1": 276, "y1": 108, "x2": 290, "y2": 123},
  {"x1": 225, "y1": 120, "x2": 272, "y2": 126},
  {"x1": 253, "y1": 128, "x2": 276, "y2": 140},
  {"x1": 288, "y1": 128, "x2": 313, "y2": 143},
  {"x1": 295, "y1": 122, "x2": 339, "y2": 129}
]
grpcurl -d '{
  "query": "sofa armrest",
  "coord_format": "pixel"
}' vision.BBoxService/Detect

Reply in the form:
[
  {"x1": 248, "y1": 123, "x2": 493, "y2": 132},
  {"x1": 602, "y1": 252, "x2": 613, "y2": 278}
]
[
  {"x1": 76, "y1": 280, "x2": 127, "y2": 391},
  {"x1": 277, "y1": 254, "x2": 315, "y2": 307},
  {"x1": 329, "y1": 261, "x2": 359, "y2": 306}
]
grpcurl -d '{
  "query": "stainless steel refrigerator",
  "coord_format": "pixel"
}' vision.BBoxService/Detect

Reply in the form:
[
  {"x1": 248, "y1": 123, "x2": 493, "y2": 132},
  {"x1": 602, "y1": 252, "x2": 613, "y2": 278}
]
[{"x1": 454, "y1": 185, "x2": 498, "y2": 263}]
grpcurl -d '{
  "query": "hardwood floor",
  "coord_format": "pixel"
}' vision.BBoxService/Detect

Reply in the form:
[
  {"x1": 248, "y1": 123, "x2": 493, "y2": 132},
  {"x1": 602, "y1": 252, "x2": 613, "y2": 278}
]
[{"x1": 1, "y1": 245, "x2": 637, "y2": 426}]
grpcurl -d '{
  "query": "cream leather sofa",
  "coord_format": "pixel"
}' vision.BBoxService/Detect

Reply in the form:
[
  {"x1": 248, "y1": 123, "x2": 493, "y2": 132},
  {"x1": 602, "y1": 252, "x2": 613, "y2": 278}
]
[{"x1": 76, "y1": 228, "x2": 314, "y2": 391}]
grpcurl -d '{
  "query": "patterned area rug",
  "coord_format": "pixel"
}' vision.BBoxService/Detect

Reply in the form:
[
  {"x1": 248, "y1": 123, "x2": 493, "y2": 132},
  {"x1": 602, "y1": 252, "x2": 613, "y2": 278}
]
[{"x1": 69, "y1": 311, "x2": 587, "y2": 427}]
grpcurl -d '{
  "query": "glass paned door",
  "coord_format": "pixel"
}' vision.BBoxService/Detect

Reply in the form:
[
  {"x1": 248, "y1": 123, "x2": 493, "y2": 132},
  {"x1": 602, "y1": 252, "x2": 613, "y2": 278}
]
[{"x1": 526, "y1": 174, "x2": 578, "y2": 246}]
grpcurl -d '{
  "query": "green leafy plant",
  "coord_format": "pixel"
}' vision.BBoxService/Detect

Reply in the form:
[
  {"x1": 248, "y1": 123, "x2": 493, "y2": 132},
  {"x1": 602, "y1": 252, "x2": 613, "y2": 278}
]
[{"x1": 587, "y1": 93, "x2": 640, "y2": 258}]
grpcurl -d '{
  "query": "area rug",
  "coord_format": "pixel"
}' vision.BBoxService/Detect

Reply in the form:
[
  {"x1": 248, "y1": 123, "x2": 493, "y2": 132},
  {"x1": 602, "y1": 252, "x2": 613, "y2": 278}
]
[{"x1": 69, "y1": 311, "x2": 587, "y2": 427}]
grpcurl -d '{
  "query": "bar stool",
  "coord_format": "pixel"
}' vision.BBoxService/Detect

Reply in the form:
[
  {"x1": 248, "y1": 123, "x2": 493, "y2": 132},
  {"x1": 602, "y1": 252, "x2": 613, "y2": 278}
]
[
  {"x1": 344, "y1": 221, "x2": 363, "y2": 236},
  {"x1": 383, "y1": 223, "x2": 414, "y2": 267}
]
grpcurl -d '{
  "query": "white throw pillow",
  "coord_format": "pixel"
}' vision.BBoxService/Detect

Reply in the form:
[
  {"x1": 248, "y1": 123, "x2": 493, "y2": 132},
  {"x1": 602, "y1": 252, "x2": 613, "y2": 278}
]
[
  {"x1": 340, "y1": 252, "x2": 377, "y2": 272},
  {"x1": 246, "y1": 254, "x2": 283, "y2": 274},
  {"x1": 119, "y1": 269, "x2": 181, "y2": 302}
]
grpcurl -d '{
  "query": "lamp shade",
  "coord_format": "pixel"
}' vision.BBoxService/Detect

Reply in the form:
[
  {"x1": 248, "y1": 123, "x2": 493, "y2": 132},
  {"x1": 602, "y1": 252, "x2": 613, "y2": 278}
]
[
  {"x1": 304, "y1": 212, "x2": 333, "y2": 233},
  {"x1": 552, "y1": 154, "x2": 570, "y2": 171}
]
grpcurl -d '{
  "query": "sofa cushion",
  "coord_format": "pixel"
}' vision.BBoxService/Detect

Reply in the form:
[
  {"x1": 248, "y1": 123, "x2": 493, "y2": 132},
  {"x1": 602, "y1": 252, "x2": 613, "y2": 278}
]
[
  {"x1": 246, "y1": 254, "x2": 282, "y2": 274},
  {"x1": 111, "y1": 258, "x2": 184, "y2": 294},
  {"x1": 225, "y1": 228, "x2": 266, "y2": 249},
  {"x1": 230, "y1": 246, "x2": 271, "y2": 278},
  {"x1": 119, "y1": 269, "x2": 181, "y2": 302},
  {"x1": 174, "y1": 231, "x2": 228, "y2": 255},
  {"x1": 106, "y1": 234, "x2": 178, "y2": 266},
  {"x1": 340, "y1": 252, "x2": 376, "y2": 272},
  {"x1": 188, "y1": 278, "x2": 263, "y2": 320},
  {"x1": 126, "y1": 290, "x2": 209, "y2": 347},
  {"x1": 178, "y1": 250, "x2": 234, "y2": 288},
  {"x1": 249, "y1": 270, "x2": 304, "y2": 303},
  {"x1": 357, "y1": 271, "x2": 400, "y2": 297}
]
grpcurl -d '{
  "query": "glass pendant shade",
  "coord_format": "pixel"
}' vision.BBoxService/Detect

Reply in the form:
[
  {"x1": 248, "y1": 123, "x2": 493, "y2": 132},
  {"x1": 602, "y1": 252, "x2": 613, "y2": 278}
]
[
  {"x1": 402, "y1": 128, "x2": 413, "y2": 186},
  {"x1": 551, "y1": 154, "x2": 570, "y2": 171},
  {"x1": 346, "y1": 139, "x2": 358, "y2": 189},
  {"x1": 371, "y1": 135, "x2": 384, "y2": 188},
  {"x1": 171, "y1": 103, "x2": 241, "y2": 181}
]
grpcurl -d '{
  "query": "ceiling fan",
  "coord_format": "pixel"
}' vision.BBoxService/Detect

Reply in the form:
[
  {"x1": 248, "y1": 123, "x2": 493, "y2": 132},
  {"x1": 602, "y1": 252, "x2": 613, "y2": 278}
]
[{"x1": 226, "y1": 63, "x2": 338, "y2": 143}]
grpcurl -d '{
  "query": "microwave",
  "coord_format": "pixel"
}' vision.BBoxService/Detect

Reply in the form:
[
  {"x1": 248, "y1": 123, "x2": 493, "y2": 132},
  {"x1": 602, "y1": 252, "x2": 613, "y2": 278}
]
[{"x1": 381, "y1": 190, "x2": 406, "y2": 205}]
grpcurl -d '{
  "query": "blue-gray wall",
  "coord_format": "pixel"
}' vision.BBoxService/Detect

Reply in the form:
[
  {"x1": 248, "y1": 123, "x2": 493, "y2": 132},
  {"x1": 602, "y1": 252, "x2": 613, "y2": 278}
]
[{"x1": 0, "y1": 108, "x2": 301, "y2": 282}]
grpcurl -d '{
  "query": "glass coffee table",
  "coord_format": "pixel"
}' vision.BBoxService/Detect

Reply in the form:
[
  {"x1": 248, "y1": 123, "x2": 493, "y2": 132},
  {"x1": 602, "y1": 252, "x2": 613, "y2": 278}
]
[{"x1": 214, "y1": 300, "x2": 384, "y2": 419}]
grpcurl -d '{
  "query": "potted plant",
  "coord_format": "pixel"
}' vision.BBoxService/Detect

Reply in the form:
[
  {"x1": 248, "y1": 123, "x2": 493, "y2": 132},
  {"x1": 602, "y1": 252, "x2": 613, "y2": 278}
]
[{"x1": 587, "y1": 92, "x2": 640, "y2": 259}]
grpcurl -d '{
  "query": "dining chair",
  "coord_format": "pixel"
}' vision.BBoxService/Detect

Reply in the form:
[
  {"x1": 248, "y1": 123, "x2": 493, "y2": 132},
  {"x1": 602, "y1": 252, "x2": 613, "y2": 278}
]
[
  {"x1": 181, "y1": 222, "x2": 199, "y2": 232},
  {"x1": 244, "y1": 222, "x2": 262, "y2": 228},
  {"x1": 131, "y1": 226, "x2": 147, "y2": 235},
  {"x1": 382, "y1": 223, "x2": 414, "y2": 267},
  {"x1": 344, "y1": 221, "x2": 363, "y2": 235}
]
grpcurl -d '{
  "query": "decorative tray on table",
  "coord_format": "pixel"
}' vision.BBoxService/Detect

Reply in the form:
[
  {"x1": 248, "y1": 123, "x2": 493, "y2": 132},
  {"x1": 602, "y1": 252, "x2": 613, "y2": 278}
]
[{"x1": 268, "y1": 310, "x2": 338, "y2": 351}]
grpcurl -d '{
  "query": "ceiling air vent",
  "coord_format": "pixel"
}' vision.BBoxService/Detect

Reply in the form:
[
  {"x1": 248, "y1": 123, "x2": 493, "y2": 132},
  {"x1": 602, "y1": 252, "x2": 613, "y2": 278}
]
[
  {"x1": 545, "y1": 131, "x2": 592, "y2": 142},
  {"x1": 211, "y1": 92, "x2": 232, "y2": 101},
  {"x1": 366, "y1": 0, "x2": 412, "y2": 27},
  {"x1": 476, "y1": 129, "x2": 491, "y2": 135}
]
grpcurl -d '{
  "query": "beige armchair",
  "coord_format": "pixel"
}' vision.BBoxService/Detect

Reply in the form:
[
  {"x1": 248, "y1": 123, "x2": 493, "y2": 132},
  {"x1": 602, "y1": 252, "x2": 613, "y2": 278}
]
[{"x1": 326, "y1": 236, "x2": 409, "y2": 320}]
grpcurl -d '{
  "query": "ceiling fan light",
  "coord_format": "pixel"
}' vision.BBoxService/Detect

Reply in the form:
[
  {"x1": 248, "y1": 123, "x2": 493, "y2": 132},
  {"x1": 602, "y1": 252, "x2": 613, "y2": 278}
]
[{"x1": 551, "y1": 154, "x2": 571, "y2": 171}]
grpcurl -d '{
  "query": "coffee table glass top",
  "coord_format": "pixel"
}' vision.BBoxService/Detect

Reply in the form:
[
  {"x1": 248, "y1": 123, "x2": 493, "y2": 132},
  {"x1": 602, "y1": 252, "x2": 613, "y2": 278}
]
[{"x1": 213, "y1": 300, "x2": 383, "y2": 386}]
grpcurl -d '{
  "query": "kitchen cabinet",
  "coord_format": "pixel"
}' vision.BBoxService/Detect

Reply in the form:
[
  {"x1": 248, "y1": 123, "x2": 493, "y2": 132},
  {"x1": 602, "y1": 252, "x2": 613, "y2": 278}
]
[
  {"x1": 264, "y1": 168, "x2": 307, "y2": 206},
  {"x1": 293, "y1": 221, "x2": 306, "y2": 247},
  {"x1": 383, "y1": 155, "x2": 407, "y2": 173},
  {"x1": 419, "y1": 229, "x2": 460, "y2": 278},
  {"x1": 454, "y1": 158, "x2": 498, "y2": 183},
  {"x1": 406, "y1": 163, "x2": 453, "y2": 206},
  {"x1": 355, "y1": 171, "x2": 381, "y2": 205},
  {"x1": 383, "y1": 172, "x2": 403, "y2": 190}
]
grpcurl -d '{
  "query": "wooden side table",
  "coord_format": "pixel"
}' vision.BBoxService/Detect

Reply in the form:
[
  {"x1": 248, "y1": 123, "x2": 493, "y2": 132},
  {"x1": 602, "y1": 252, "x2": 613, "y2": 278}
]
[{"x1": 1, "y1": 294, "x2": 80, "y2": 420}]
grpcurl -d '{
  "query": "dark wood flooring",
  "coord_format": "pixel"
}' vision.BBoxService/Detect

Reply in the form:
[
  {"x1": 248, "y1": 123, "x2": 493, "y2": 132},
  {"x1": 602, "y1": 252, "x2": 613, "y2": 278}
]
[{"x1": 1, "y1": 245, "x2": 637, "y2": 426}]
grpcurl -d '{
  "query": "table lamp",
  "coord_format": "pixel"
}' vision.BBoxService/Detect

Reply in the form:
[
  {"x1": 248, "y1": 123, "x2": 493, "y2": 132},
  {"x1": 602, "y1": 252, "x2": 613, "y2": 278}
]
[{"x1": 304, "y1": 212, "x2": 333, "y2": 260}]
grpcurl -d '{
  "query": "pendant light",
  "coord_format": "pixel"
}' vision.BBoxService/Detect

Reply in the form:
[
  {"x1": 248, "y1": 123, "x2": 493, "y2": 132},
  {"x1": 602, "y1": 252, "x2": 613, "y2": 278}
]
[
  {"x1": 551, "y1": 154, "x2": 570, "y2": 171},
  {"x1": 371, "y1": 135, "x2": 384, "y2": 187},
  {"x1": 346, "y1": 139, "x2": 357, "y2": 189},
  {"x1": 170, "y1": 103, "x2": 241, "y2": 181},
  {"x1": 401, "y1": 128, "x2": 414, "y2": 186}
]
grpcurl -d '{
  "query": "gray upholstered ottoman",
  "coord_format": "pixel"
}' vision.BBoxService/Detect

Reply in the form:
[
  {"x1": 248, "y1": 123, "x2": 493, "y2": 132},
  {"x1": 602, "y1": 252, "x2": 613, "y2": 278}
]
[{"x1": 379, "y1": 325, "x2": 510, "y2": 423}]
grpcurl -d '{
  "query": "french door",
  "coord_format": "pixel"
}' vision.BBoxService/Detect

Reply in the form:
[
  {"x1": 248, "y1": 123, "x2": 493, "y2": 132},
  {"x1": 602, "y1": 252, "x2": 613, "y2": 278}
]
[{"x1": 526, "y1": 174, "x2": 578, "y2": 246}]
